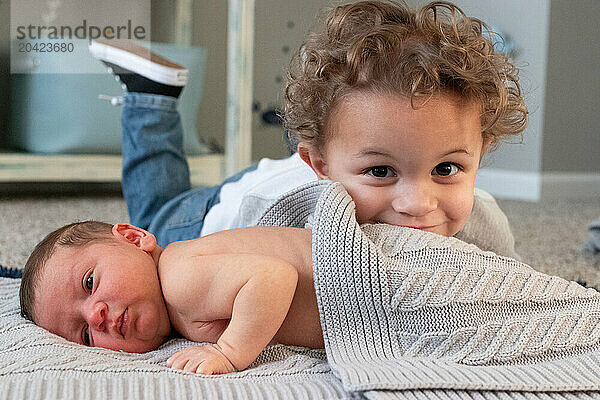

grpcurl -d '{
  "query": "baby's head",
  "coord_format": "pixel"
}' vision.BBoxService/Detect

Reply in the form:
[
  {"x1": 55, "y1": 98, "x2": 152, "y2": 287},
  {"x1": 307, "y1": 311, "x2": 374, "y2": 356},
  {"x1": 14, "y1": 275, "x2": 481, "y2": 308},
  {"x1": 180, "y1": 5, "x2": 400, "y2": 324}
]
[
  {"x1": 285, "y1": 0, "x2": 528, "y2": 236},
  {"x1": 20, "y1": 221, "x2": 171, "y2": 353}
]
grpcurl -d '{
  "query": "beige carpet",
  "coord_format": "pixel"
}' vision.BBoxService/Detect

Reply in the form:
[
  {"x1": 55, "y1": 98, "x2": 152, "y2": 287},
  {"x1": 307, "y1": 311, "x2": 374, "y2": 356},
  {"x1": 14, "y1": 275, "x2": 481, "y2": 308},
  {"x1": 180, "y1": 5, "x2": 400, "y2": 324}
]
[
  {"x1": 0, "y1": 194, "x2": 128, "y2": 272},
  {"x1": 498, "y1": 197, "x2": 600, "y2": 287},
  {"x1": 1, "y1": 193, "x2": 599, "y2": 286}
]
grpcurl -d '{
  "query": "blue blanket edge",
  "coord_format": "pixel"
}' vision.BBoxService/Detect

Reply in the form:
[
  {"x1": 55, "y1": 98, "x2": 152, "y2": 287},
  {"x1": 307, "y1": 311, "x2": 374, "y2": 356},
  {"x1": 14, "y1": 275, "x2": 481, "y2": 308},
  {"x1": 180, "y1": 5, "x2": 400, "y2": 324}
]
[{"x1": 0, "y1": 265, "x2": 22, "y2": 279}]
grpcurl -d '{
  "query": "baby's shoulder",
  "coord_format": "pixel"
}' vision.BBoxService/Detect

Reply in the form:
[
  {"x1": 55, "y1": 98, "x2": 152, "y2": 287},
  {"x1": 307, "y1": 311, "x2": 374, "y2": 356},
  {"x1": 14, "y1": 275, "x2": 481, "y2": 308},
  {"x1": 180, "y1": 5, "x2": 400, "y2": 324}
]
[
  {"x1": 158, "y1": 241, "x2": 213, "y2": 307},
  {"x1": 158, "y1": 241, "x2": 194, "y2": 278}
]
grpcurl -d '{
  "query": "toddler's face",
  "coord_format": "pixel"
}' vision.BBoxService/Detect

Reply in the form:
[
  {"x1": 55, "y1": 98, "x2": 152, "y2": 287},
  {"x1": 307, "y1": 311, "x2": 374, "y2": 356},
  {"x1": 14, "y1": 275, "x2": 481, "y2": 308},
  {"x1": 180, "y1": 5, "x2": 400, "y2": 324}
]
[
  {"x1": 33, "y1": 234, "x2": 172, "y2": 353},
  {"x1": 302, "y1": 92, "x2": 487, "y2": 237}
]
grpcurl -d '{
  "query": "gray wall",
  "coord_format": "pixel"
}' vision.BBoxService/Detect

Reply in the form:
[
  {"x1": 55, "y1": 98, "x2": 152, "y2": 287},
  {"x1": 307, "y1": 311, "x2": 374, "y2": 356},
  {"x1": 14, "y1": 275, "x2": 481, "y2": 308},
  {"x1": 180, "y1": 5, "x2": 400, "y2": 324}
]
[
  {"x1": 542, "y1": 0, "x2": 600, "y2": 173},
  {"x1": 251, "y1": 0, "x2": 328, "y2": 160},
  {"x1": 151, "y1": 0, "x2": 177, "y2": 43},
  {"x1": 190, "y1": 1, "x2": 229, "y2": 154}
]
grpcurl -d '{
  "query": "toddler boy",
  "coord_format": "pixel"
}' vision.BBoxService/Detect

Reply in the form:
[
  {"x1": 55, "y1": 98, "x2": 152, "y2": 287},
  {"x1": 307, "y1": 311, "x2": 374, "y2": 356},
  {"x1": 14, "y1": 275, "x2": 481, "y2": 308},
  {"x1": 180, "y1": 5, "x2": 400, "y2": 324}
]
[{"x1": 87, "y1": 0, "x2": 526, "y2": 258}]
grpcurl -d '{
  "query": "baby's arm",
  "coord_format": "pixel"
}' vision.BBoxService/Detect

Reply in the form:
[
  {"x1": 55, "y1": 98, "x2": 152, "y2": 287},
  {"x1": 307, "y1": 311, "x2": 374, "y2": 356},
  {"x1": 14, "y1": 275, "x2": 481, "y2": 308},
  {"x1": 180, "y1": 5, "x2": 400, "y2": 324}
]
[{"x1": 162, "y1": 251, "x2": 298, "y2": 374}]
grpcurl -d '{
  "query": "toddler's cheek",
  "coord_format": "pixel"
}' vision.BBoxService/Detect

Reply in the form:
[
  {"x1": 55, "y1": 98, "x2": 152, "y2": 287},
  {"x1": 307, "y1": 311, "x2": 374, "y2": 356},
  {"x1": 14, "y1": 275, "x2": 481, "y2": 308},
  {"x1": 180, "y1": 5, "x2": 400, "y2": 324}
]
[
  {"x1": 346, "y1": 190, "x2": 382, "y2": 224},
  {"x1": 446, "y1": 194, "x2": 474, "y2": 233}
]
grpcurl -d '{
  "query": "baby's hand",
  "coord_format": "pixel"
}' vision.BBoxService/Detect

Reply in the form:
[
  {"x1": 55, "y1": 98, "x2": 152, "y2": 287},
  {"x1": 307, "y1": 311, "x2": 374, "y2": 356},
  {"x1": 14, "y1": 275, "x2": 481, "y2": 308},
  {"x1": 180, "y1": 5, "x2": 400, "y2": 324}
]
[{"x1": 167, "y1": 344, "x2": 237, "y2": 375}]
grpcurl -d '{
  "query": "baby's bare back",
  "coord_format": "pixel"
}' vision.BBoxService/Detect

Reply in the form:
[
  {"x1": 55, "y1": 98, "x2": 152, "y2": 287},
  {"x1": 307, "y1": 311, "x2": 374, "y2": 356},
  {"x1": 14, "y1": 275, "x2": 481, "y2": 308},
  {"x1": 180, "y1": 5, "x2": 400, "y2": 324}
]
[{"x1": 175, "y1": 227, "x2": 323, "y2": 348}]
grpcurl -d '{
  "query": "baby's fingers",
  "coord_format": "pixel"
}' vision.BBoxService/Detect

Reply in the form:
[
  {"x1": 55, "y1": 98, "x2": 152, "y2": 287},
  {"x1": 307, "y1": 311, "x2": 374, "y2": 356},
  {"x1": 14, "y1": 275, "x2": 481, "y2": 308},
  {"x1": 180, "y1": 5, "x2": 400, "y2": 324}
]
[
  {"x1": 166, "y1": 345, "x2": 236, "y2": 375},
  {"x1": 166, "y1": 346, "x2": 218, "y2": 374},
  {"x1": 182, "y1": 358, "x2": 204, "y2": 373},
  {"x1": 166, "y1": 350, "x2": 191, "y2": 370},
  {"x1": 195, "y1": 356, "x2": 228, "y2": 375}
]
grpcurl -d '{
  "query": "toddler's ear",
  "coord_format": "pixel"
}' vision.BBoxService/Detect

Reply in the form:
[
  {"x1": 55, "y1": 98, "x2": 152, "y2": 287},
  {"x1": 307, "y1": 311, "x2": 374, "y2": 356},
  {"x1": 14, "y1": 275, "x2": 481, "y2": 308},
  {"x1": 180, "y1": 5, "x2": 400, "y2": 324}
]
[
  {"x1": 297, "y1": 142, "x2": 330, "y2": 180},
  {"x1": 112, "y1": 224, "x2": 157, "y2": 252}
]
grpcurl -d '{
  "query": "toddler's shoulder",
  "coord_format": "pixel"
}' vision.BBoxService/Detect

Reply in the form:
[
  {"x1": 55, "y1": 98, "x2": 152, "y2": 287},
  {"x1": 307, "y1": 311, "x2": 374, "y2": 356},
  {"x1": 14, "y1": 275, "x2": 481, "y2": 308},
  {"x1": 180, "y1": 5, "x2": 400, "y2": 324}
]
[
  {"x1": 473, "y1": 187, "x2": 496, "y2": 203},
  {"x1": 456, "y1": 188, "x2": 520, "y2": 260}
]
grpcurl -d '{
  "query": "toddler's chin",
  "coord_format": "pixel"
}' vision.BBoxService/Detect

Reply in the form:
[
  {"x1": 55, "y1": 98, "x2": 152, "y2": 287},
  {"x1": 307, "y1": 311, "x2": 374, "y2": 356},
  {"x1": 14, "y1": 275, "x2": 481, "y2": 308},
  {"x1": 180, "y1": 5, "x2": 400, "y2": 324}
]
[{"x1": 448, "y1": 220, "x2": 469, "y2": 237}]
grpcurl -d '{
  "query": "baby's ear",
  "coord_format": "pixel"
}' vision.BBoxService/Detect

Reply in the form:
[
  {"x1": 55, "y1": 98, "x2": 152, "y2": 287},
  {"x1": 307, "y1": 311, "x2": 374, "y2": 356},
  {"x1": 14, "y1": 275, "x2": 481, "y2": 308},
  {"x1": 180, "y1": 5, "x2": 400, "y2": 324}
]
[
  {"x1": 297, "y1": 141, "x2": 330, "y2": 180},
  {"x1": 112, "y1": 224, "x2": 156, "y2": 252}
]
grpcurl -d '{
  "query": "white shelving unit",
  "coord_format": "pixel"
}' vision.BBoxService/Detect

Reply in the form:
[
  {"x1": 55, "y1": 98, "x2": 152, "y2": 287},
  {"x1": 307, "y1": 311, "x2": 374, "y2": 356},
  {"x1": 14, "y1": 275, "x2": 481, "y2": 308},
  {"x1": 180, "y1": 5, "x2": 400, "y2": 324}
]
[{"x1": 225, "y1": 0, "x2": 254, "y2": 177}]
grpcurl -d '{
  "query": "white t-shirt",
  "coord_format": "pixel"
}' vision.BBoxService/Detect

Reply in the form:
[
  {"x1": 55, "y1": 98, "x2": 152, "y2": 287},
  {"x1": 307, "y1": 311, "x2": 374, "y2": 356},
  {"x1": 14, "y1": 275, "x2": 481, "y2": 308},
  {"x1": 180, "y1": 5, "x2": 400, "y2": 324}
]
[{"x1": 200, "y1": 153, "x2": 317, "y2": 236}]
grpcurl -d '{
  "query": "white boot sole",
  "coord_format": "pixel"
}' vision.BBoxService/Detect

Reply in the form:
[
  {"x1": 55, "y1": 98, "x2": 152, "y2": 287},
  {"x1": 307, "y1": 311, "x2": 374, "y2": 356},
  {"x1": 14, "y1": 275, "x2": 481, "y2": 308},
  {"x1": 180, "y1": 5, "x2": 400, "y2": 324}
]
[{"x1": 89, "y1": 40, "x2": 188, "y2": 87}]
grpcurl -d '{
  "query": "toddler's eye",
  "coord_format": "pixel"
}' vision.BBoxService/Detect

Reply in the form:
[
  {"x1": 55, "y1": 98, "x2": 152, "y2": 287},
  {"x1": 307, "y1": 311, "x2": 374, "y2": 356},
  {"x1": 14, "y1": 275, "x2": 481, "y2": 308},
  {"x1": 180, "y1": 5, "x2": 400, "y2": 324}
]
[
  {"x1": 432, "y1": 162, "x2": 460, "y2": 176},
  {"x1": 367, "y1": 166, "x2": 395, "y2": 178},
  {"x1": 85, "y1": 273, "x2": 94, "y2": 292},
  {"x1": 83, "y1": 326, "x2": 90, "y2": 346}
]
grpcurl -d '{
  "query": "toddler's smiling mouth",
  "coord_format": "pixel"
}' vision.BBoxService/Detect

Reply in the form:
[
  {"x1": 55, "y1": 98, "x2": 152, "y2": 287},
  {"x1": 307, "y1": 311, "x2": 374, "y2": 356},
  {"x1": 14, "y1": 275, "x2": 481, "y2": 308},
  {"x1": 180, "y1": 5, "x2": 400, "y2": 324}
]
[
  {"x1": 407, "y1": 225, "x2": 438, "y2": 231},
  {"x1": 373, "y1": 220, "x2": 441, "y2": 231}
]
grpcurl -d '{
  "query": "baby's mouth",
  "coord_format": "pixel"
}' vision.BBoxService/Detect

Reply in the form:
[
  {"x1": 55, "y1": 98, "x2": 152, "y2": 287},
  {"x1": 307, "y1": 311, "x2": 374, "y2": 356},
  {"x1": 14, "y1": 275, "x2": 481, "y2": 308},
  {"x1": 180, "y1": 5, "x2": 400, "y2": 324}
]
[{"x1": 117, "y1": 308, "x2": 129, "y2": 338}]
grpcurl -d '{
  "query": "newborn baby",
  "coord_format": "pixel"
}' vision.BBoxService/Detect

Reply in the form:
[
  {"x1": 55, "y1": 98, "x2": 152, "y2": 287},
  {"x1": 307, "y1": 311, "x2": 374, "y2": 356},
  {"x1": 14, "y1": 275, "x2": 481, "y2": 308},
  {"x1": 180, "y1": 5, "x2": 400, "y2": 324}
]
[{"x1": 19, "y1": 221, "x2": 322, "y2": 374}]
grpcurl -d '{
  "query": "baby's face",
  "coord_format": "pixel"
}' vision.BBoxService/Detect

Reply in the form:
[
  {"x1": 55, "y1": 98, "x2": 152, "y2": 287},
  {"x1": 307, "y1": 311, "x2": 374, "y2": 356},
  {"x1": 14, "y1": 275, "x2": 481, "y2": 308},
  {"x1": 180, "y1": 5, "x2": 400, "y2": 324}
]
[
  {"x1": 308, "y1": 92, "x2": 487, "y2": 237},
  {"x1": 34, "y1": 238, "x2": 172, "y2": 353}
]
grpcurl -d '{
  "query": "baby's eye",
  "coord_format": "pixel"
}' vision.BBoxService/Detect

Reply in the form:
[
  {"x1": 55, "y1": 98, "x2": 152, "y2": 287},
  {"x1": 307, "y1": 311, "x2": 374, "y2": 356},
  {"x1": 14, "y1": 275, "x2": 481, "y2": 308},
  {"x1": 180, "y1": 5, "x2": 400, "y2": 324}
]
[
  {"x1": 432, "y1": 162, "x2": 460, "y2": 177},
  {"x1": 82, "y1": 326, "x2": 90, "y2": 346},
  {"x1": 367, "y1": 166, "x2": 395, "y2": 178},
  {"x1": 85, "y1": 273, "x2": 94, "y2": 292}
]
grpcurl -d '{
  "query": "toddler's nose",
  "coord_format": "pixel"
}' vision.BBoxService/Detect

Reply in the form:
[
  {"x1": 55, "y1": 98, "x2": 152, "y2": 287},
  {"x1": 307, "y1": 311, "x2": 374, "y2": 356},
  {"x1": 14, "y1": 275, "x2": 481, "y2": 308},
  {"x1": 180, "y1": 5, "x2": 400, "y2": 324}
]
[
  {"x1": 85, "y1": 302, "x2": 108, "y2": 331},
  {"x1": 391, "y1": 183, "x2": 437, "y2": 217}
]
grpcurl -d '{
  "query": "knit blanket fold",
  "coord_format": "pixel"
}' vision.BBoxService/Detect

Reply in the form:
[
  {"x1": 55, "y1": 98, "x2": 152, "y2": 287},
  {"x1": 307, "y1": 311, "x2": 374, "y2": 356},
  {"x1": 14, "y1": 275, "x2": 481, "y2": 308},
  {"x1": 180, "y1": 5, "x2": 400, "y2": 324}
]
[{"x1": 306, "y1": 182, "x2": 600, "y2": 396}]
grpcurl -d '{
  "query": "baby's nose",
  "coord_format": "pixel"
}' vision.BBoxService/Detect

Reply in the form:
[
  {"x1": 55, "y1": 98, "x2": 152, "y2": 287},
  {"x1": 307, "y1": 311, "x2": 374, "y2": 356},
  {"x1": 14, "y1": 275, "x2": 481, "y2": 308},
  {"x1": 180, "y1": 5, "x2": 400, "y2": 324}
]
[{"x1": 85, "y1": 302, "x2": 108, "y2": 331}]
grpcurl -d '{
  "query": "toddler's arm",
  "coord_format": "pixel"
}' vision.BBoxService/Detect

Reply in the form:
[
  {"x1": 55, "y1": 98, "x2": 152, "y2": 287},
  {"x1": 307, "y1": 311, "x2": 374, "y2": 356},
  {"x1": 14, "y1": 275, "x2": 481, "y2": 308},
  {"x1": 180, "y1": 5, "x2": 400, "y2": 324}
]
[{"x1": 161, "y1": 251, "x2": 298, "y2": 374}]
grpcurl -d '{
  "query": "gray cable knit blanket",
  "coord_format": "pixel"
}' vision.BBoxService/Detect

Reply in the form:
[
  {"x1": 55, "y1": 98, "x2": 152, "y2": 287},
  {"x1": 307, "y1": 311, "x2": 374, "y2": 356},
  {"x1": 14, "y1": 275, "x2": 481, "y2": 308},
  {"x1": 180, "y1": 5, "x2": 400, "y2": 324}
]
[
  {"x1": 1, "y1": 181, "x2": 600, "y2": 399},
  {"x1": 260, "y1": 182, "x2": 600, "y2": 399}
]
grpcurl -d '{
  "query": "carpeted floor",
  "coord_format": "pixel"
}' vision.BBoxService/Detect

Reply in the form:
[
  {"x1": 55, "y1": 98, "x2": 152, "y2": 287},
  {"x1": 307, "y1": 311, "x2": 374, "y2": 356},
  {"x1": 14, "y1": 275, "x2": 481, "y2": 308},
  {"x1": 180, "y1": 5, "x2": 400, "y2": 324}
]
[
  {"x1": 1, "y1": 193, "x2": 599, "y2": 286},
  {"x1": 498, "y1": 197, "x2": 600, "y2": 287},
  {"x1": 0, "y1": 194, "x2": 129, "y2": 273}
]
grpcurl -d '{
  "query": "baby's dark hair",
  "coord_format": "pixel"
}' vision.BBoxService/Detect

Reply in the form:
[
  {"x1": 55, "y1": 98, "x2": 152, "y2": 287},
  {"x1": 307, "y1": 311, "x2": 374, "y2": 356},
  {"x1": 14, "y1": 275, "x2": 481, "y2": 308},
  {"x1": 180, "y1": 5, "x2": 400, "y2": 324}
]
[
  {"x1": 284, "y1": 0, "x2": 528, "y2": 153},
  {"x1": 19, "y1": 221, "x2": 114, "y2": 323}
]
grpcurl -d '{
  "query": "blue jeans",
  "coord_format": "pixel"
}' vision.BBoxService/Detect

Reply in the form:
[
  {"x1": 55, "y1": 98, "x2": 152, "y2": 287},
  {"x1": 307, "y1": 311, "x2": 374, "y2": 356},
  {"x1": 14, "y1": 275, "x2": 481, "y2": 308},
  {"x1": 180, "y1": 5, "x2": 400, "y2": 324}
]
[{"x1": 121, "y1": 93, "x2": 255, "y2": 247}]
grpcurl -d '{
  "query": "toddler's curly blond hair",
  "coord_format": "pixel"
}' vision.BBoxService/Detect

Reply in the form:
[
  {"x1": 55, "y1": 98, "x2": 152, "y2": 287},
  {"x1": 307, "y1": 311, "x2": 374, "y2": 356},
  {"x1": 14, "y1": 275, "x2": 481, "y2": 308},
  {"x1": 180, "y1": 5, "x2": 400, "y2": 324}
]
[{"x1": 284, "y1": 0, "x2": 528, "y2": 152}]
